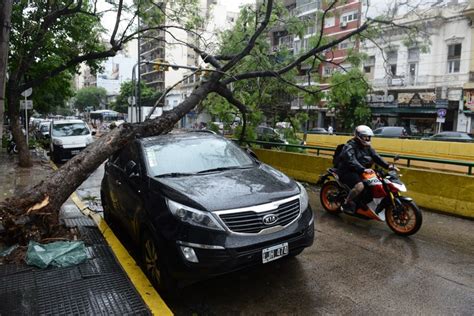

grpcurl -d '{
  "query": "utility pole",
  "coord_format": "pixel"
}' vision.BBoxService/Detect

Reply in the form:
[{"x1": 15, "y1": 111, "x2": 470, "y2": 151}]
[{"x1": 0, "y1": 0, "x2": 13, "y2": 144}]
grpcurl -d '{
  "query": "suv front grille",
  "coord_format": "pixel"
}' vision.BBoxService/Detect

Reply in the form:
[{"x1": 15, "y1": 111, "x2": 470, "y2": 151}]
[{"x1": 217, "y1": 197, "x2": 300, "y2": 234}]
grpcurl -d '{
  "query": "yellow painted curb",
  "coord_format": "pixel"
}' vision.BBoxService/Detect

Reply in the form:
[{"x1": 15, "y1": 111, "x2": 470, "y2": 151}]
[{"x1": 51, "y1": 161, "x2": 172, "y2": 316}]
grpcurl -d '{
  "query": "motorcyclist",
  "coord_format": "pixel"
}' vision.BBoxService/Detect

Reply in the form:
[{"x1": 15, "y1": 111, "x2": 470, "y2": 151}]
[{"x1": 337, "y1": 125, "x2": 398, "y2": 213}]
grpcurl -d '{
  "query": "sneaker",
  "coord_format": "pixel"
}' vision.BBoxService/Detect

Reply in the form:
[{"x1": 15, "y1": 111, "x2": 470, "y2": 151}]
[{"x1": 341, "y1": 201, "x2": 357, "y2": 214}]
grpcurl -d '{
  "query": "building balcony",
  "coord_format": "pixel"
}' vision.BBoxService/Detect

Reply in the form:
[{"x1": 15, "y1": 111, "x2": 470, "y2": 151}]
[
  {"x1": 371, "y1": 73, "x2": 469, "y2": 89},
  {"x1": 294, "y1": 1, "x2": 320, "y2": 16}
]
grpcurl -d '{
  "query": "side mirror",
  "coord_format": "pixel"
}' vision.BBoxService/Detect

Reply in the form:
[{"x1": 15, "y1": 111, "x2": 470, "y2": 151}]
[
  {"x1": 125, "y1": 160, "x2": 139, "y2": 178},
  {"x1": 246, "y1": 148, "x2": 258, "y2": 160},
  {"x1": 91, "y1": 130, "x2": 96, "y2": 136}
]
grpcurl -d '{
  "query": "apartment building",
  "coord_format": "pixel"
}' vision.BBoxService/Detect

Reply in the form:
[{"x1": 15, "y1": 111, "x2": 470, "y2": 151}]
[
  {"x1": 268, "y1": 0, "x2": 362, "y2": 128},
  {"x1": 74, "y1": 49, "x2": 135, "y2": 110},
  {"x1": 160, "y1": 0, "x2": 250, "y2": 128},
  {"x1": 361, "y1": 1, "x2": 472, "y2": 134}
]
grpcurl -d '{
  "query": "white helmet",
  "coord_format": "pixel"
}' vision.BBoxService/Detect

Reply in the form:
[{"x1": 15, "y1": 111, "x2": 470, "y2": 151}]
[{"x1": 355, "y1": 125, "x2": 374, "y2": 147}]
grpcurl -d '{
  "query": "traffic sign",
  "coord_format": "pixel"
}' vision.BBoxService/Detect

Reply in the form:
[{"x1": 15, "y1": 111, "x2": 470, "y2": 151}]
[
  {"x1": 21, "y1": 88, "x2": 32, "y2": 98},
  {"x1": 20, "y1": 100, "x2": 33, "y2": 110},
  {"x1": 437, "y1": 108, "x2": 447, "y2": 118}
]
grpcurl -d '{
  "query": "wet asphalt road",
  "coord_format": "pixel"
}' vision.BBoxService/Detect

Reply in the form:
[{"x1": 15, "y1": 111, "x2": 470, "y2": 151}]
[
  {"x1": 77, "y1": 166, "x2": 474, "y2": 315},
  {"x1": 169, "y1": 187, "x2": 474, "y2": 315}
]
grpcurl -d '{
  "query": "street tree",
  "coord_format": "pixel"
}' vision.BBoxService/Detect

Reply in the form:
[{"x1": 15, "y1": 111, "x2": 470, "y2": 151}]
[
  {"x1": 74, "y1": 86, "x2": 108, "y2": 112},
  {"x1": 0, "y1": 0, "x2": 428, "y2": 245},
  {"x1": 32, "y1": 73, "x2": 75, "y2": 115},
  {"x1": 327, "y1": 68, "x2": 371, "y2": 133},
  {"x1": 112, "y1": 80, "x2": 157, "y2": 114}
]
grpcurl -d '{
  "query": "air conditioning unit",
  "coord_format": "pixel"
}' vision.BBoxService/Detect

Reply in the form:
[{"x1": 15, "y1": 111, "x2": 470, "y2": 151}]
[{"x1": 340, "y1": 21, "x2": 347, "y2": 28}]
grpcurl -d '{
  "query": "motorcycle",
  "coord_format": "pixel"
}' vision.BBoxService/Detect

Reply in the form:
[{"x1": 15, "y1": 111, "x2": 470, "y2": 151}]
[
  {"x1": 6, "y1": 132, "x2": 18, "y2": 154},
  {"x1": 317, "y1": 161, "x2": 422, "y2": 236}
]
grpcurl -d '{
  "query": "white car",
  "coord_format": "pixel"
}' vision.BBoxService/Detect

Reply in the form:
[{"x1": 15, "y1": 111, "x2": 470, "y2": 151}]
[{"x1": 49, "y1": 119, "x2": 94, "y2": 162}]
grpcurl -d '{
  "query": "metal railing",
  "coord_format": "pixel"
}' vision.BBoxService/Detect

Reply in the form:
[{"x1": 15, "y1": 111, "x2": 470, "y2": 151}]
[{"x1": 239, "y1": 139, "x2": 474, "y2": 175}]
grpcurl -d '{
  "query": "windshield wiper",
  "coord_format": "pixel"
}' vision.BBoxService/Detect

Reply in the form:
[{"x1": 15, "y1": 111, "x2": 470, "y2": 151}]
[
  {"x1": 156, "y1": 172, "x2": 196, "y2": 178},
  {"x1": 196, "y1": 166, "x2": 250, "y2": 174}
]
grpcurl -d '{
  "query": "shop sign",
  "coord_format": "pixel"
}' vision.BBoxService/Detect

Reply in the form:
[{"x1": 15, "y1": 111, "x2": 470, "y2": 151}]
[
  {"x1": 464, "y1": 90, "x2": 474, "y2": 111},
  {"x1": 398, "y1": 92, "x2": 436, "y2": 106},
  {"x1": 367, "y1": 94, "x2": 395, "y2": 104}
]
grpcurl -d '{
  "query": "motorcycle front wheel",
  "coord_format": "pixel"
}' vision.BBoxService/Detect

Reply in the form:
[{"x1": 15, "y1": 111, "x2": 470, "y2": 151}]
[
  {"x1": 386, "y1": 199, "x2": 422, "y2": 236},
  {"x1": 320, "y1": 181, "x2": 343, "y2": 214}
]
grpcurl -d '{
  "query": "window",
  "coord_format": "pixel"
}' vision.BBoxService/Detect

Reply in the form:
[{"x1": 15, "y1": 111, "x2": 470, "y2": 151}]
[
  {"x1": 409, "y1": 63, "x2": 417, "y2": 76},
  {"x1": 386, "y1": 50, "x2": 398, "y2": 76},
  {"x1": 390, "y1": 64, "x2": 397, "y2": 76},
  {"x1": 365, "y1": 55, "x2": 375, "y2": 66},
  {"x1": 323, "y1": 66, "x2": 333, "y2": 77},
  {"x1": 447, "y1": 43, "x2": 461, "y2": 73},
  {"x1": 294, "y1": 40, "x2": 301, "y2": 54},
  {"x1": 339, "y1": 39, "x2": 354, "y2": 50},
  {"x1": 324, "y1": 16, "x2": 335, "y2": 28},
  {"x1": 408, "y1": 48, "x2": 420, "y2": 61},
  {"x1": 341, "y1": 11, "x2": 358, "y2": 23}
]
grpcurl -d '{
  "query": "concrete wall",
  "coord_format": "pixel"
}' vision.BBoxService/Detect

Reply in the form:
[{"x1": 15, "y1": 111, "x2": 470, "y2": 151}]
[
  {"x1": 254, "y1": 148, "x2": 474, "y2": 219},
  {"x1": 302, "y1": 134, "x2": 474, "y2": 161}
]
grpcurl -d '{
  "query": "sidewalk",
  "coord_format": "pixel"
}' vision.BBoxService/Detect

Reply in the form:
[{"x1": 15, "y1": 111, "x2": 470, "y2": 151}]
[{"x1": 0, "y1": 149, "x2": 157, "y2": 315}]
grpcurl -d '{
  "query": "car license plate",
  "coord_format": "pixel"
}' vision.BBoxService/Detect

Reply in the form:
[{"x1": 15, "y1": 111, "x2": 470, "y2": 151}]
[
  {"x1": 262, "y1": 242, "x2": 288, "y2": 264},
  {"x1": 71, "y1": 150, "x2": 80, "y2": 155}
]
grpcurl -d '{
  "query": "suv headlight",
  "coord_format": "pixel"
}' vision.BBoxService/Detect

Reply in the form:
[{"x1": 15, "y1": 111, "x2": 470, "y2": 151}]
[
  {"x1": 52, "y1": 138, "x2": 63, "y2": 146},
  {"x1": 297, "y1": 182, "x2": 309, "y2": 211},
  {"x1": 166, "y1": 199, "x2": 225, "y2": 231}
]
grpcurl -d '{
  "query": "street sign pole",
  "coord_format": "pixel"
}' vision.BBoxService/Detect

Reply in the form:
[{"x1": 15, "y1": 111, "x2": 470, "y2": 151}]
[
  {"x1": 21, "y1": 88, "x2": 32, "y2": 146},
  {"x1": 24, "y1": 93, "x2": 28, "y2": 146}
]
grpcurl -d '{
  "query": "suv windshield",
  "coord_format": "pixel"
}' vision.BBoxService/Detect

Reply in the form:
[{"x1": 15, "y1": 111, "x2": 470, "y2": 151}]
[
  {"x1": 52, "y1": 123, "x2": 89, "y2": 137},
  {"x1": 144, "y1": 137, "x2": 255, "y2": 177}
]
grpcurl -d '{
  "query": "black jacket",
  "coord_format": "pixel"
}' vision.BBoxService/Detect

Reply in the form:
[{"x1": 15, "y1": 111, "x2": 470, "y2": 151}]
[{"x1": 339, "y1": 139, "x2": 389, "y2": 174}]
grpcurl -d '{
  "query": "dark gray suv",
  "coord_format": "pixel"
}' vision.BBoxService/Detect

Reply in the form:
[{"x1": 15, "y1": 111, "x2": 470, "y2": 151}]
[{"x1": 101, "y1": 131, "x2": 315, "y2": 294}]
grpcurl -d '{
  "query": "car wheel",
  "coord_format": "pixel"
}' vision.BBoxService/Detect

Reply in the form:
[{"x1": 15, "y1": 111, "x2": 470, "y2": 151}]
[
  {"x1": 50, "y1": 148, "x2": 60, "y2": 163},
  {"x1": 140, "y1": 231, "x2": 179, "y2": 298}
]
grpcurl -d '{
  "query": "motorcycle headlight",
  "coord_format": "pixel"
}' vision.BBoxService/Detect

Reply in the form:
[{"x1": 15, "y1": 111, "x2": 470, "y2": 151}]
[
  {"x1": 297, "y1": 182, "x2": 309, "y2": 211},
  {"x1": 52, "y1": 138, "x2": 63, "y2": 146},
  {"x1": 166, "y1": 199, "x2": 225, "y2": 231}
]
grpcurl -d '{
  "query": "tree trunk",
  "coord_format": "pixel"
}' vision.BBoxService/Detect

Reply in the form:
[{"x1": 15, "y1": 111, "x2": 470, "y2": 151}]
[
  {"x1": 7, "y1": 91, "x2": 32, "y2": 167},
  {"x1": 0, "y1": 80, "x2": 217, "y2": 245},
  {"x1": 0, "y1": 0, "x2": 13, "y2": 144}
]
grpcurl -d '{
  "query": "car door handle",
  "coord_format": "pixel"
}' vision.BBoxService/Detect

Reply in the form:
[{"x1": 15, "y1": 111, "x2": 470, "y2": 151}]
[{"x1": 115, "y1": 180, "x2": 122, "y2": 186}]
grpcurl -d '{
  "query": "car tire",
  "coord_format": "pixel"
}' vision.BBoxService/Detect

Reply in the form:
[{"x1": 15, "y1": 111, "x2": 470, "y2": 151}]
[
  {"x1": 50, "y1": 148, "x2": 60, "y2": 163},
  {"x1": 140, "y1": 230, "x2": 180, "y2": 299}
]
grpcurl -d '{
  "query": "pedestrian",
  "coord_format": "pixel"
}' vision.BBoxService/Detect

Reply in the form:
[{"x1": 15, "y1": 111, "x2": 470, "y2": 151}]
[{"x1": 328, "y1": 125, "x2": 333, "y2": 135}]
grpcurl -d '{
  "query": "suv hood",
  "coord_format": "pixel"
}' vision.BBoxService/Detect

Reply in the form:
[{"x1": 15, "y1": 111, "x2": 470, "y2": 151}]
[{"x1": 152, "y1": 164, "x2": 299, "y2": 212}]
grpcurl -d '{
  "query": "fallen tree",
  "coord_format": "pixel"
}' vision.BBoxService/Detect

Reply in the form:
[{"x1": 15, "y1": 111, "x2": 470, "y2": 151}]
[{"x1": 0, "y1": 0, "x2": 425, "y2": 244}]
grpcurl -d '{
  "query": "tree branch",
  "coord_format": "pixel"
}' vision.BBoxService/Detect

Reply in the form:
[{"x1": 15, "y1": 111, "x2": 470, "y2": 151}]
[
  {"x1": 221, "y1": 0, "x2": 274, "y2": 72},
  {"x1": 222, "y1": 20, "x2": 373, "y2": 85}
]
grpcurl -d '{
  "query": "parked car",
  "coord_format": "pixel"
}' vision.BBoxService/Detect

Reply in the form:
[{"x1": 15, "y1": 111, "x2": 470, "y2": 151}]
[
  {"x1": 423, "y1": 131, "x2": 473, "y2": 142},
  {"x1": 49, "y1": 119, "x2": 94, "y2": 162},
  {"x1": 373, "y1": 126, "x2": 408, "y2": 138},
  {"x1": 35, "y1": 121, "x2": 51, "y2": 140},
  {"x1": 256, "y1": 126, "x2": 288, "y2": 144},
  {"x1": 307, "y1": 127, "x2": 328, "y2": 134},
  {"x1": 101, "y1": 131, "x2": 314, "y2": 294}
]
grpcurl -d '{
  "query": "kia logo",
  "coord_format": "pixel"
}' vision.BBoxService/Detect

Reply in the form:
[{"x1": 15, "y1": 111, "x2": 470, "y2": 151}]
[{"x1": 262, "y1": 214, "x2": 278, "y2": 225}]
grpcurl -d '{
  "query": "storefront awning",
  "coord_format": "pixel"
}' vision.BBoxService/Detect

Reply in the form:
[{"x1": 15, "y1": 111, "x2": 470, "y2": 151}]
[{"x1": 370, "y1": 107, "x2": 438, "y2": 115}]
